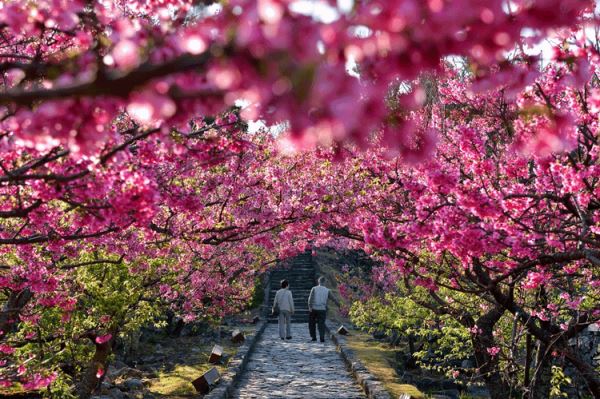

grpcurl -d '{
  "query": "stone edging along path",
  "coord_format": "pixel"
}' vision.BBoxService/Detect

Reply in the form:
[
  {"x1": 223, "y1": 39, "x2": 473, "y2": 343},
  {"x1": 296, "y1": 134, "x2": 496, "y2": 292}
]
[
  {"x1": 326, "y1": 322, "x2": 392, "y2": 399},
  {"x1": 203, "y1": 320, "x2": 268, "y2": 399}
]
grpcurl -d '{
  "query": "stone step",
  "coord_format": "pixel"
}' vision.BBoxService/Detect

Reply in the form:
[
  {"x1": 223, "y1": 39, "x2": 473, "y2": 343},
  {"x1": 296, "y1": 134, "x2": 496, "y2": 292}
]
[
  {"x1": 267, "y1": 318, "x2": 310, "y2": 324},
  {"x1": 268, "y1": 309, "x2": 311, "y2": 314},
  {"x1": 270, "y1": 282, "x2": 313, "y2": 285},
  {"x1": 268, "y1": 303, "x2": 311, "y2": 308},
  {"x1": 270, "y1": 277, "x2": 314, "y2": 280},
  {"x1": 270, "y1": 295, "x2": 312, "y2": 301},
  {"x1": 270, "y1": 278, "x2": 314, "y2": 282},
  {"x1": 269, "y1": 299, "x2": 312, "y2": 303},
  {"x1": 269, "y1": 276, "x2": 315, "y2": 280},
  {"x1": 267, "y1": 312, "x2": 311, "y2": 316},
  {"x1": 269, "y1": 294, "x2": 311, "y2": 300},
  {"x1": 270, "y1": 278, "x2": 314, "y2": 281},
  {"x1": 270, "y1": 292, "x2": 312, "y2": 296},
  {"x1": 271, "y1": 272, "x2": 314, "y2": 275},
  {"x1": 271, "y1": 267, "x2": 314, "y2": 271},
  {"x1": 269, "y1": 290, "x2": 312, "y2": 293}
]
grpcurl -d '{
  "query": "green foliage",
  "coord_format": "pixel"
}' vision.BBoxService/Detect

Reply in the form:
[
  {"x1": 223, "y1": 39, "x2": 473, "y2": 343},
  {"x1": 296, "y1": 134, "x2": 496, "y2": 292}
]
[
  {"x1": 247, "y1": 277, "x2": 264, "y2": 309},
  {"x1": 350, "y1": 294, "x2": 431, "y2": 335},
  {"x1": 349, "y1": 291, "x2": 472, "y2": 376},
  {"x1": 10, "y1": 250, "x2": 180, "y2": 397},
  {"x1": 550, "y1": 365, "x2": 572, "y2": 398},
  {"x1": 46, "y1": 374, "x2": 77, "y2": 399}
]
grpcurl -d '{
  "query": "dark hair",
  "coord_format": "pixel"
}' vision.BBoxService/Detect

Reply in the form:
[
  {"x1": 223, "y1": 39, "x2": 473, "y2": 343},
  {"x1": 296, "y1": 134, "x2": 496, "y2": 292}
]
[{"x1": 280, "y1": 279, "x2": 289, "y2": 288}]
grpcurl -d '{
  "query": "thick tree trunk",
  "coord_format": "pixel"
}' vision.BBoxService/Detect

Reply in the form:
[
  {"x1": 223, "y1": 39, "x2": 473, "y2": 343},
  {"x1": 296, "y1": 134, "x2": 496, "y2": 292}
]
[
  {"x1": 482, "y1": 270, "x2": 600, "y2": 398},
  {"x1": 472, "y1": 335, "x2": 509, "y2": 399},
  {"x1": 408, "y1": 334, "x2": 416, "y2": 354},
  {"x1": 0, "y1": 289, "x2": 32, "y2": 337},
  {"x1": 471, "y1": 306, "x2": 511, "y2": 399},
  {"x1": 124, "y1": 330, "x2": 141, "y2": 362},
  {"x1": 167, "y1": 314, "x2": 185, "y2": 337},
  {"x1": 76, "y1": 336, "x2": 114, "y2": 399}
]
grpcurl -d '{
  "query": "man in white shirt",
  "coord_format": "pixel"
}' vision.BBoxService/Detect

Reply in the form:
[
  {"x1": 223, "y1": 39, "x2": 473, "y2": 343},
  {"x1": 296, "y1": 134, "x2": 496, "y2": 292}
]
[
  {"x1": 308, "y1": 276, "x2": 330, "y2": 342},
  {"x1": 272, "y1": 279, "x2": 294, "y2": 340}
]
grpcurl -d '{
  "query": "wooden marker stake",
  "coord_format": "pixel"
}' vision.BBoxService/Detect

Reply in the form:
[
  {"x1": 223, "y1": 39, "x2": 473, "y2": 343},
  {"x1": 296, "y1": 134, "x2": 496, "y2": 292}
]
[
  {"x1": 208, "y1": 344, "x2": 223, "y2": 364},
  {"x1": 191, "y1": 367, "x2": 220, "y2": 394},
  {"x1": 337, "y1": 325, "x2": 349, "y2": 335},
  {"x1": 231, "y1": 329, "x2": 245, "y2": 343}
]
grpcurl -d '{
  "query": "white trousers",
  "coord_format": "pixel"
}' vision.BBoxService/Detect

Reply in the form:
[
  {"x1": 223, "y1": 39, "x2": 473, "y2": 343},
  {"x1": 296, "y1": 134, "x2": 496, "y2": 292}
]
[{"x1": 278, "y1": 310, "x2": 292, "y2": 338}]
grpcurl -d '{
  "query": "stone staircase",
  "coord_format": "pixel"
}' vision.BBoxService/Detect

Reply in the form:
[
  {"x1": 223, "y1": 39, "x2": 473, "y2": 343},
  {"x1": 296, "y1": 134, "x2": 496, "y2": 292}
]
[{"x1": 267, "y1": 252, "x2": 316, "y2": 323}]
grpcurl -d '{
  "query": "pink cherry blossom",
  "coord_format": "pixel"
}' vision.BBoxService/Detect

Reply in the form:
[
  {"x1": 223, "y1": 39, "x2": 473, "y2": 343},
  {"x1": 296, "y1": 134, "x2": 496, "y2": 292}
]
[
  {"x1": 111, "y1": 40, "x2": 141, "y2": 69},
  {"x1": 487, "y1": 346, "x2": 500, "y2": 358},
  {"x1": 95, "y1": 334, "x2": 112, "y2": 345}
]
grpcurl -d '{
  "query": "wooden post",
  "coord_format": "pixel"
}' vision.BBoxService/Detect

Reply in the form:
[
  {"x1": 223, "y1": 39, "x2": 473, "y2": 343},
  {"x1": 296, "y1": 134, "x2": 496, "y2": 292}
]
[
  {"x1": 192, "y1": 367, "x2": 220, "y2": 394},
  {"x1": 231, "y1": 329, "x2": 245, "y2": 343},
  {"x1": 208, "y1": 344, "x2": 223, "y2": 364}
]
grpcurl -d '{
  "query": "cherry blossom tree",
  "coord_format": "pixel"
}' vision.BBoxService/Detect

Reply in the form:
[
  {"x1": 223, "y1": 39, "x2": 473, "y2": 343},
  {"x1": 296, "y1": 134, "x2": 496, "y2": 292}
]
[
  {"x1": 1, "y1": 0, "x2": 599, "y2": 397},
  {"x1": 322, "y1": 55, "x2": 600, "y2": 397},
  {"x1": 0, "y1": 115, "x2": 326, "y2": 395}
]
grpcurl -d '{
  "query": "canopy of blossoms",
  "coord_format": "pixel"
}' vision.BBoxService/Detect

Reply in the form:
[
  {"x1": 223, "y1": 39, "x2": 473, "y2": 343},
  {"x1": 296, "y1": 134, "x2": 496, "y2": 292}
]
[{"x1": 0, "y1": 0, "x2": 598, "y2": 398}]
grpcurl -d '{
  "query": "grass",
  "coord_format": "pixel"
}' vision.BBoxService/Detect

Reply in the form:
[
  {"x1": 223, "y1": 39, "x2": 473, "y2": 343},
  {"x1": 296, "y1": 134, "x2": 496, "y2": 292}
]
[
  {"x1": 146, "y1": 325, "x2": 257, "y2": 398},
  {"x1": 345, "y1": 330, "x2": 425, "y2": 398},
  {"x1": 151, "y1": 363, "x2": 216, "y2": 396}
]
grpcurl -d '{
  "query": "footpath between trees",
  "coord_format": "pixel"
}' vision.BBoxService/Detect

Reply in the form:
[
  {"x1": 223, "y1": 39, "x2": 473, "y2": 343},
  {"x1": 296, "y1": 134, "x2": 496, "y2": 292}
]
[{"x1": 232, "y1": 324, "x2": 366, "y2": 398}]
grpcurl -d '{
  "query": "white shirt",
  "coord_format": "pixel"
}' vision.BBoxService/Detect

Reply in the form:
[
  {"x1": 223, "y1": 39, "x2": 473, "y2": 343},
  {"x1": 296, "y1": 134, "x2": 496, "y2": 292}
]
[{"x1": 308, "y1": 285, "x2": 329, "y2": 310}]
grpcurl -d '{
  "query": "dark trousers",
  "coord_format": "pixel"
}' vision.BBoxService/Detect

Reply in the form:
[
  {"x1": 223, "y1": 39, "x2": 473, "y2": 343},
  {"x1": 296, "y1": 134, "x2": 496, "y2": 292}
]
[{"x1": 309, "y1": 310, "x2": 327, "y2": 340}]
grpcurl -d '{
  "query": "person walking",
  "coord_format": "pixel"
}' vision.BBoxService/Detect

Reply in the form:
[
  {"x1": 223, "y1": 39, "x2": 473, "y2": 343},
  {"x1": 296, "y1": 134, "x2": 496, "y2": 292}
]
[
  {"x1": 308, "y1": 276, "x2": 330, "y2": 342},
  {"x1": 272, "y1": 279, "x2": 294, "y2": 340}
]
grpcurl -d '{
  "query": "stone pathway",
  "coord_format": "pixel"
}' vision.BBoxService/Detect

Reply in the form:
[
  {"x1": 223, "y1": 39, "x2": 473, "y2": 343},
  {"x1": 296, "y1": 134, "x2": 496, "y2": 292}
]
[{"x1": 232, "y1": 324, "x2": 366, "y2": 399}]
